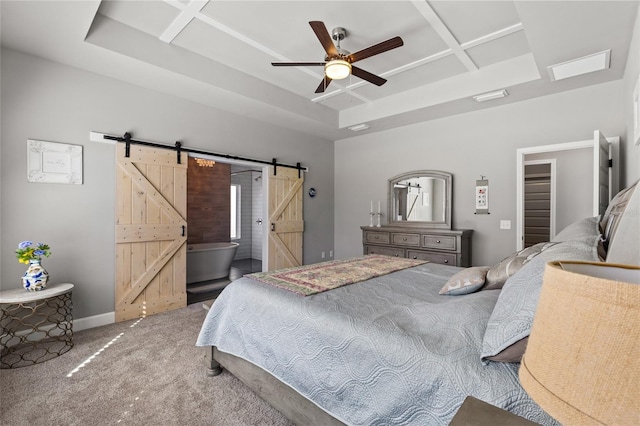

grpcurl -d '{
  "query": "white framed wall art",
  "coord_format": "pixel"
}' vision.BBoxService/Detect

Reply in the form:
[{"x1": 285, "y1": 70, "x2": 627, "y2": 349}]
[{"x1": 27, "y1": 139, "x2": 83, "y2": 184}]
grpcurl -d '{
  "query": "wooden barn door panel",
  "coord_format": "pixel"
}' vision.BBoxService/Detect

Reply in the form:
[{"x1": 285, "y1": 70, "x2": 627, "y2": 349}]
[
  {"x1": 267, "y1": 167, "x2": 304, "y2": 271},
  {"x1": 115, "y1": 144, "x2": 187, "y2": 322}
]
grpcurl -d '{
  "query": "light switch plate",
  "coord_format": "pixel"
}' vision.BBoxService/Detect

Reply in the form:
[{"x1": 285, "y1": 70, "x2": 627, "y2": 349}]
[{"x1": 500, "y1": 220, "x2": 511, "y2": 230}]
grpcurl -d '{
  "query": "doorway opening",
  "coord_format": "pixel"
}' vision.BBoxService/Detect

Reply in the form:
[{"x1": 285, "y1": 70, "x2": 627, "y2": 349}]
[
  {"x1": 186, "y1": 160, "x2": 267, "y2": 305},
  {"x1": 515, "y1": 131, "x2": 619, "y2": 251},
  {"x1": 229, "y1": 166, "x2": 264, "y2": 276}
]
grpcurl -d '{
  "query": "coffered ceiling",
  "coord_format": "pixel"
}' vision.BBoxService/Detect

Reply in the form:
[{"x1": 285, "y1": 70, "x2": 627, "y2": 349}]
[{"x1": 1, "y1": 1, "x2": 638, "y2": 140}]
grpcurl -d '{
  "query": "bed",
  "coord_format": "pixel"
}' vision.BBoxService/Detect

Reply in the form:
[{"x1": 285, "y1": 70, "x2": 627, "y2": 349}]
[{"x1": 196, "y1": 181, "x2": 639, "y2": 425}]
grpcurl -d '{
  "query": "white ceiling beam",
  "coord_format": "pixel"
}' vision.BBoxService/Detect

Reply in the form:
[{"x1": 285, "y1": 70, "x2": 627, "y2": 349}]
[
  {"x1": 460, "y1": 23, "x2": 524, "y2": 50},
  {"x1": 411, "y1": 0, "x2": 478, "y2": 71},
  {"x1": 159, "y1": 0, "x2": 208, "y2": 43}
]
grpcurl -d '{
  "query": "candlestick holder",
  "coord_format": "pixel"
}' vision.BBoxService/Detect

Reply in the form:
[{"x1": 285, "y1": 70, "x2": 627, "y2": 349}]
[
  {"x1": 369, "y1": 212, "x2": 375, "y2": 227},
  {"x1": 376, "y1": 212, "x2": 383, "y2": 227}
]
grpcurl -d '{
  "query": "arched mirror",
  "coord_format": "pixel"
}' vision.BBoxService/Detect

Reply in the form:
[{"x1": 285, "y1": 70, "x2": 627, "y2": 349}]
[{"x1": 388, "y1": 170, "x2": 452, "y2": 229}]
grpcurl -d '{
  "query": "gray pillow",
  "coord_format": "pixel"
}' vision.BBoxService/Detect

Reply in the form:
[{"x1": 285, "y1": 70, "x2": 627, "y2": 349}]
[
  {"x1": 481, "y1": 236, "x2": 600, "y2": 362},
  {"x1": 439, "y1": 266, "x2": 490, "y2": 295},
  {"x1": 551, "y1": 216, "x2": 601, "y2": 243},
  {"x1": 483, "y1": 242, "x2": 558, "y2": 290}
]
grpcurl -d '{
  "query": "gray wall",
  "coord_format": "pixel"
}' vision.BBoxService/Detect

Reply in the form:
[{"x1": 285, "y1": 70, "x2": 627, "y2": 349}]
[
  {"x1": 335, "y1": 80, "x2": 625, "y2": 266},
  {"x1": 0, "y1": 48, "x2": 335, "y2": 319},
  {"x1": 623, "y1": 5, "x2": 640, "y2": 185}
]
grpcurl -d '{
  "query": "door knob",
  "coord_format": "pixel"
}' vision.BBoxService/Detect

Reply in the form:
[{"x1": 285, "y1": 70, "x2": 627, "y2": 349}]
[{"x1": 256, "y1": 218, "x2": 263, "y2": 224}]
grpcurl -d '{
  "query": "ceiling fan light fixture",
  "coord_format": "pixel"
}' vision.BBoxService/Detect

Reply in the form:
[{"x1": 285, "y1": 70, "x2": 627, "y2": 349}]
[{"x1": 325, "y1": 59, "x2": 351, "y2": 80}]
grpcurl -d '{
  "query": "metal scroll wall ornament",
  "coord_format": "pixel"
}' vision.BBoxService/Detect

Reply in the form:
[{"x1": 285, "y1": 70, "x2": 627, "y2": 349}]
[{"x1": 475, "y1": 177, "x2": 490, "y2": 215}]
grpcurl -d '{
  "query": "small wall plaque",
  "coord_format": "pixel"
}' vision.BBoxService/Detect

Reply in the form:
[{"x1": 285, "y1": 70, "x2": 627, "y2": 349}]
[
  {"x1": 475, "y1": 178, "x2": 489, "y2": 214},
  {"x1": 27, "y1": 139, "x2": 83, "y2": 184}
]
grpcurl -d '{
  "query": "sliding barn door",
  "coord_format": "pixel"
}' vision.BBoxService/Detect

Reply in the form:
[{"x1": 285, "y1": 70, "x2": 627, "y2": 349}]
[
  {"x1": 115, "y1": 144, "x2": 187, "y2": 322},
  {"x1": 267, "y1": 166, "x2": 304, "y2": 271}
]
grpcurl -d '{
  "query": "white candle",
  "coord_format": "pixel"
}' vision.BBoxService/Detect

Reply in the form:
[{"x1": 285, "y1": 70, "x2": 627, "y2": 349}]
[
  {"x1": 370, "y1": 200, "x2": 373, "y2": 213},
  {"x1": 378, "y1": 200, "x2": 381, "y2": 213}
]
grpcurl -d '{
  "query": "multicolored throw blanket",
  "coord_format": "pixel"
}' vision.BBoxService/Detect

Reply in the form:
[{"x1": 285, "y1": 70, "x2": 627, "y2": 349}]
[{"x1": 246, "y1": 254, "x2": 428, "y2": 296}]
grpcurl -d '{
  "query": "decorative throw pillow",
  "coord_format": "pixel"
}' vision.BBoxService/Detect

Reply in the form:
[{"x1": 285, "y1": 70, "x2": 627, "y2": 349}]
[
  {"x1": 481, "y1": 236, "x2": 600, "y2": 363},
  {"x1": 483, "y1": 242, "x2": 558, "y2": 290},
  {"x1": 439, "y1": 266, "x2": 490, "y2": 295},
  {"x1": 600, "y1": 181, "x2": 637, "y2": 239}
]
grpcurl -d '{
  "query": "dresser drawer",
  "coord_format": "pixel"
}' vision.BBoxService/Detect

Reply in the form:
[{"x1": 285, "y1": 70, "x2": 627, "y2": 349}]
[
  {"x1": 366, "y1": 245, "x2": 405, "y2": 258},
  {"x1": 422, "y1": 235, "x2": 457, "y2": 251},
  {"x1": 364, "y1": 231, "x2": 390, "y2": 245},
  {"x1": 391, "y1": 232, "x2": 421, "y2": 247},
  {"x1": 407, "y1": 250, "x2": 457, "y2": 265}
]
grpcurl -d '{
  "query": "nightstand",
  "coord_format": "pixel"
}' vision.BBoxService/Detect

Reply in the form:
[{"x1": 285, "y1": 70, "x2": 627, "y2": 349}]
[
  {"x1": 0, "y1": 283, "x2": 74, "y2": 368},
  {"x1": 449, "y1": 396, "x2": 540, "y2": 425}
]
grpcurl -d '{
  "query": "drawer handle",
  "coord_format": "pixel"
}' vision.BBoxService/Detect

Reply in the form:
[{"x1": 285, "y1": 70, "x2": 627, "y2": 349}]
[
  {"x1": 394, "y1": 254, "x2": 399, "y2": 257},
  {"x1": 444, "y1": 259, "x2": 449, "y2": 263},
  {"x1": 413, "y1": 256, "x2": 417, "y2": 259},
  {"x1": 436, "y1": 240, "x2": 441, "y2": 243},
  {"x1": 403, "y1": 237, "x2": 407, "y2": 241},
  {"x1": 374, "y1": 235, "x2": 379, "y2": 239}
]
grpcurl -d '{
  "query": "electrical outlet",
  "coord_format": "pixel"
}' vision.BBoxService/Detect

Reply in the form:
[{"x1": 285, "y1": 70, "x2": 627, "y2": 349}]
[
  {"x1": 500, "y1": 220, "x2": 511, "y2": 230},
  {"x1": 321, "y1": 251, "x2": 325, "y2": 259},
  {"x1": 329, "y1": 250, "x2": 333, "y2": 258}
]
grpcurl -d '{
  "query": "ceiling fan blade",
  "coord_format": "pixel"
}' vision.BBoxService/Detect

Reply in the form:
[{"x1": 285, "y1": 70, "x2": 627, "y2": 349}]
[
  {"x1": 272, "y1": 62, "x2": 326, "y2": 67},
  {"x1": 348, "y1": 36, "x2": 403, "y2": 63},
  {"x1": 309, "y1": 21, "x2": 338, "y2": 57},
  {"x1": 351, "y1": 66, "x2": 387, "y2": 86},
  {"x1": 315, "y1": 76, "x2": 332, "y2": 93}
]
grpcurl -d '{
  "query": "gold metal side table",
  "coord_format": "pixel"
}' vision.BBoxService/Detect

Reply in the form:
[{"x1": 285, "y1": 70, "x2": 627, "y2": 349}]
[{"x1": 0, "y1": 283, "x2": 74, "y2": 368}]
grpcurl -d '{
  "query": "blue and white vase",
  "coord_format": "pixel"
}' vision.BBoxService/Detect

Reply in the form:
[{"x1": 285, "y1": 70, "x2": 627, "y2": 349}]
[{"x1": 22, "y1": 259, "x2": 49, "y2": 291}]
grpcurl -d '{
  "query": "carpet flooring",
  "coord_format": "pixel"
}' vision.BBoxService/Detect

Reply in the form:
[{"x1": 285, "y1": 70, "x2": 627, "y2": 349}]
[{"x1": 0, "y1": 304, "x2": 293, "y2": 426}]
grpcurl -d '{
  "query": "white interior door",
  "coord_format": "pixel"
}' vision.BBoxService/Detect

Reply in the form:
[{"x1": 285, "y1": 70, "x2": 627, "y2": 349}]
[{"x1": 593, "y1": 130, "x2": 610, "y2": 216}]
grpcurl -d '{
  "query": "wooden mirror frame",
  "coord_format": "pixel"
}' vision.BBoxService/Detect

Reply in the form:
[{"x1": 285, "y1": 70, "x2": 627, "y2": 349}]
[{"x1": 387, "y1": 170, "x2": 452, "y2": 229}]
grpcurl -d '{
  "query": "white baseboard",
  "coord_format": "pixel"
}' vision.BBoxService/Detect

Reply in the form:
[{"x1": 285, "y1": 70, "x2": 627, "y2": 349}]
[
  {"x1": 74, "y1": 312, "x2": 115, "y2": 332},
  {"x1": 1, "y1": 312, "x2": 115, "y2": 348}
]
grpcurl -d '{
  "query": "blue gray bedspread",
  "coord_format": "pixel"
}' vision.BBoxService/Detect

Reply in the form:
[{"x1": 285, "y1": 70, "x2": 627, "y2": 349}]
[{"x1": 196, "y1": 262, "x2": 557, "y2": 425}]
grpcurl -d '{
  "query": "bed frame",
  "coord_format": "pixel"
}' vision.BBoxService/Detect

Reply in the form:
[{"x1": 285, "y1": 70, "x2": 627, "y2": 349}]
[
  {"x1": 205, "y1": 347, "x2": 344, "y2": 425},
  {"x1": 203, "y1": 181, "x2": 639, "y2": 426}
]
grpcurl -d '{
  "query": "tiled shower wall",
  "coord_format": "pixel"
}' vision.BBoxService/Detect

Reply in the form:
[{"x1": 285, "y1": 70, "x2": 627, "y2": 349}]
[
  {"x1": 251, "y1": 171, "x2": 263, "y2": 261},
  {"x1": 230, "y1": 170, "x2": 263, "y2": 261}
]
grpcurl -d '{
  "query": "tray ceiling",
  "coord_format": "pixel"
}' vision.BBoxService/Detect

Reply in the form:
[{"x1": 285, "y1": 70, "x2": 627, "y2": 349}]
[{"x1": 1, "y1": 1, "x2": 638, "y2": 140}]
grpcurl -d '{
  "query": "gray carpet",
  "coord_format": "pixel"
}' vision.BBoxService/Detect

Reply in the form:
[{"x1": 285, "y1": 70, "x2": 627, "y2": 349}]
[{"x1": 0, "y1": 303, "x2": 293, "y2": 426}]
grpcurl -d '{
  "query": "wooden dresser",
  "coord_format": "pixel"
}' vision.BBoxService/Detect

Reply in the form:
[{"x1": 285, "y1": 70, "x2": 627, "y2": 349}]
[{"x1": 361, "y1": 225, "x2": 473, "y2": 267}]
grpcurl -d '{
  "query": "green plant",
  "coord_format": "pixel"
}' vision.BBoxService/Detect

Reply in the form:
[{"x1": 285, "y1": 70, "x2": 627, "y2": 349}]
[{"x1": 16, "y1": 241, "x2": 51, "y2": 264}]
